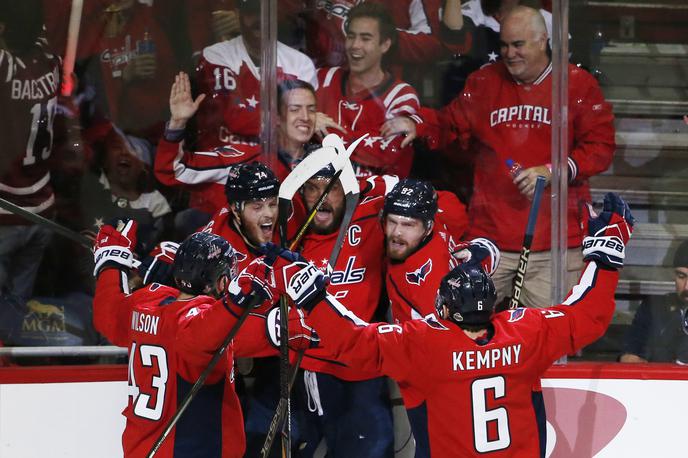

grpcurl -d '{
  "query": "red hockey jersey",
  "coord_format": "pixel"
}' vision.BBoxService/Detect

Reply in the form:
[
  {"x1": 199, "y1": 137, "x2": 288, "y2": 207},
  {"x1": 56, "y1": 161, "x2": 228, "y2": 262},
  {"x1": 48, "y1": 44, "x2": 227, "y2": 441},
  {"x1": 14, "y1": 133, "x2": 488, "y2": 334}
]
[
  {"x1": 200, "y1": 206, "x2": 264, "y2": 273},
  {"x1": 195, "y1": 36, "x2": 317, "y2": 150},
  {"x1": 316, "y1": 67, "x2": 420, "y2": 178},
  {"x1": 296, "y1": 193, "x2": 388, "y2": 380},
  {"x1": 308, "y1": 261, "x2": 618, "y2": 457},
  {"x1": 153, "y1": 138, "x2": 261, "y2": 214},
  {"x1": 93, "y1": 268, "x2": 270, "y2": 457},
  {"x1": 440, "y1": 62, "x2": 615, "y2": 252},
  {"x1": 295, "y1": 0, "x2": 445, "y2": 68},
  {"x1": 0, "y1": 40, "x2": 61, "y2": 225}
]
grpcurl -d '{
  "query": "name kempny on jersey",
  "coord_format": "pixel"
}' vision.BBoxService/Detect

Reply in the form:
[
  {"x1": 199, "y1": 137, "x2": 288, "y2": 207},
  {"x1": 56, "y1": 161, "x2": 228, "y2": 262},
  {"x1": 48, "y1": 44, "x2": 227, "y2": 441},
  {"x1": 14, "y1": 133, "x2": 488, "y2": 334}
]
[
  {"x1": 131, "y1": 311, "x2": 160, "y2": 335},
  {"x1": 11, "y1": 66, "x2": 60, "y2": 101},
  {"x1": 490, "y1": 105, "x2": 551, "y2": 127},
  {"x1": 452, "y1": 344, "x2": 521, "y2": 371}
]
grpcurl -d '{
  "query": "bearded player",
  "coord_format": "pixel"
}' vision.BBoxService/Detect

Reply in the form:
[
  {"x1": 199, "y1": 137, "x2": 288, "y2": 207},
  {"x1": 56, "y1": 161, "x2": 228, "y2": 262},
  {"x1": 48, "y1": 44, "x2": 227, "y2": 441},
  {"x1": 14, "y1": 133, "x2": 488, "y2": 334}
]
[{"x1": 267, "y1": 192, "x2": 633, "y2": 457}]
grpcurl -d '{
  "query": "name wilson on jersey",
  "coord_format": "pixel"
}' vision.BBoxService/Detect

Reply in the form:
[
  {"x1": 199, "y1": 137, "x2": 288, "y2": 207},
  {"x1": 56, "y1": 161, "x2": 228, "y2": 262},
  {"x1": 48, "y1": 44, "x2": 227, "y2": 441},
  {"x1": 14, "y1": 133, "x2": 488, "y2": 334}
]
[
  {"x1": 452, "y1": 344, "x2": 522, "y2": 371},
  {"x1": 131, "y1": 311, "x2": 160, "y2": 336},
  {"x1": 490, "y1": 105, "x2": 551, "y2": 127}
]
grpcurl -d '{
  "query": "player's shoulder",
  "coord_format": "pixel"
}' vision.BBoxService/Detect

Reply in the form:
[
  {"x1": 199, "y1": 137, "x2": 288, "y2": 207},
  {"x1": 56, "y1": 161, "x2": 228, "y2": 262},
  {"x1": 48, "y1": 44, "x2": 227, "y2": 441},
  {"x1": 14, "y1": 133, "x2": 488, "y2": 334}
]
[
  {"x1": 317, "y1": 66, "x2": 344, "y2": 88},
  {"x1": 132, "y1": 283, "x2": 179, "y2": 303},
  {"x1": 201, "y1": 37, "x2": 246, "y2": 72},
  {"x1": 494, "y1": 307, "x2": 558, "y2": 331}
]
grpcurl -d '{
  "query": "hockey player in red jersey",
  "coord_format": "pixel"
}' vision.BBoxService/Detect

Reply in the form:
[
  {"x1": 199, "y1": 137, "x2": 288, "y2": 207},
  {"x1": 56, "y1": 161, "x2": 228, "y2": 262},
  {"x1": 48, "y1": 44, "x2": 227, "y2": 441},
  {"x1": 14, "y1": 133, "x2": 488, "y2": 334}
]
[
  {"x1": 154, "y1": 73, "x2": 317, "y2": 222},
  {"x1": 0, "y1": 1, "x2": 61, "y2": 305},
  {"x1": 314, "y1": 3, "x2": 422, "y2": 178},
  {"x1": 194, "y1": 0, "x2": 317, "y2": 152},
  {"x1": 92, "y1": 221, "x2": 283, "y2": 457},
  {"x1": 200, "y1": 161, "x2": 280, "y2": 273},
  {"x1": 291, "y1": 165, "x2": 397, "y2": 457},
  {"x1": 266, "y1": 191, "x2": 634, "y2": 458}
]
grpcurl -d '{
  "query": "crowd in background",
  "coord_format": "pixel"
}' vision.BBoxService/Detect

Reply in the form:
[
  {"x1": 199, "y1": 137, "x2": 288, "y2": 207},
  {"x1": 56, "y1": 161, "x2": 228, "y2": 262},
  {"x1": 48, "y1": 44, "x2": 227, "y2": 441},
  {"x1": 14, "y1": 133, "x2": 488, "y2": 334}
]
[{"x1": 0, "y1": 0, "x2": 684, "y2": 370}]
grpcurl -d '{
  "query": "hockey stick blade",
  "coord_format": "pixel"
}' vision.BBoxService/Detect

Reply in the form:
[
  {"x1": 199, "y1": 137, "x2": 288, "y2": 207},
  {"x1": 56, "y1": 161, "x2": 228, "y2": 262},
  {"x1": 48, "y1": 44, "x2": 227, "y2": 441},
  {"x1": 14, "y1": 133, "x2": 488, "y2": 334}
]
[{"x1": 509, "y1": 175, "x2": 547, "y2": 309}]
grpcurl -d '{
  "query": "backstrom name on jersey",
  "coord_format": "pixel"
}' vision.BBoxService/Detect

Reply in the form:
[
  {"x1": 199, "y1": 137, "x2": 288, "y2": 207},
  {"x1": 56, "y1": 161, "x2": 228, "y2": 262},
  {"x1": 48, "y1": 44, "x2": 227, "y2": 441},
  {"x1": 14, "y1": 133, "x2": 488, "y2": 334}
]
[{"x1": 10, "y1": 66, "x2": 60, "y2": 101}]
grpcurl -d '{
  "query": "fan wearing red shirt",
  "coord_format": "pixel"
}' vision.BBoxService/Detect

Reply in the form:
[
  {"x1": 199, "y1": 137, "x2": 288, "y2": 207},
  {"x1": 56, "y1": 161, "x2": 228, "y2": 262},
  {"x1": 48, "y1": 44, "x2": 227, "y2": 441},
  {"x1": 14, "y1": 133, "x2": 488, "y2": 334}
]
[
  {"x1": 194, "y1": 0, "x2": 317, "y2": 151},
  {"x1": 438, "y1": 6, "x2": 615, "y2": 307},
  {"x1": 155, "y1": 73, "x2": 318, "y2": 231},
  {"x1": 314, "y1": 3, "x2": 422, "y2": 178},
  {"x1": 267, "y1": 192, "x2": 634, "y2": 458}
]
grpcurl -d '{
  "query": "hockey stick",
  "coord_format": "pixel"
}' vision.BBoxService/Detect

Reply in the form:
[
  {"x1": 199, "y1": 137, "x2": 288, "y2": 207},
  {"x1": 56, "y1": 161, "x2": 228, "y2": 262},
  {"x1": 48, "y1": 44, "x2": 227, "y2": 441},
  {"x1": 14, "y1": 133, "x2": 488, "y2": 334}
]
[
  {"x1": 508, "y1": 175, "x2": 547, "y2": 309},
  {"x1": 261, "y1": 134, "x2": 362, "y2": 458},
  {"x1": 0, "y1": 196, "x2": 92, "y2": 250},
  {"x1": 147, "y1": 146, "x2": 345, "y2": 458},
  {"x1": 61, "y1": 0, "x2": 84, "y2": 96}
]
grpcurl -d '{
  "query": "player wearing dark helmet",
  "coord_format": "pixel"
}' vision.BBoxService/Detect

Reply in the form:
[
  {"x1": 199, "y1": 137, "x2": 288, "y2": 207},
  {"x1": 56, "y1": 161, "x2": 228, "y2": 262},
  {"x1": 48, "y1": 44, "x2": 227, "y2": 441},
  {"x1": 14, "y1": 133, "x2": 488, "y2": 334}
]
[
  {"x1": 260, "y1": 192, "x2": 634, "y2": 458},
  {"x1": 92, "y1": 220, "x2": 279, "y2": 457},
  {"x1": 202, "y1": 161, "x2": 280, "y2": 272}
]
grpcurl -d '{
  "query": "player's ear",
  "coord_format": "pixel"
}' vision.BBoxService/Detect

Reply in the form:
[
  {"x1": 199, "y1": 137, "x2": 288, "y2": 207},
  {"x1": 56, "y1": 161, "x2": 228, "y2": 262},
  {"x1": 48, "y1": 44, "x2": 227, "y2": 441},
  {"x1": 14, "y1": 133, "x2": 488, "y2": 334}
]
[{"x1": 424, "y1": 220, "x2": 434, "y2": 237}]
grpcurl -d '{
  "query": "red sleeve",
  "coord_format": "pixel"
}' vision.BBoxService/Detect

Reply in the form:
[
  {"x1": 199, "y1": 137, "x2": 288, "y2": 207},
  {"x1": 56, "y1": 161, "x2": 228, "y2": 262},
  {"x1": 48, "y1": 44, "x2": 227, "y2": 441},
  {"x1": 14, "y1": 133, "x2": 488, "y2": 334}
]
[
  {"x1": 153, "y1": 138, "x2": 260, "y2": 188},
  {"x1": 568, "y1": 70, "x2": 615, "y2": 182},
  {"x1": 532, "y1": 261, "x2": 618, "y2": 372},
  {"x1": 233, "y1": 313, "x2": 278, "y2": 358},
  {"x1": 306, "y1": 295, "x2": 431, "y2": 383},
  {"x1": 438, "y1": 87, "x2": 474, "y2": 152},
  {"x1": 436, "y1": 190, "x2": 468, "y2": 239},
  {"x1": 93, "y1": 268, "x2": 133, "y2": 347},
  {"x1": 176, "y1": 297, "x2": 245, "y2": 358}
]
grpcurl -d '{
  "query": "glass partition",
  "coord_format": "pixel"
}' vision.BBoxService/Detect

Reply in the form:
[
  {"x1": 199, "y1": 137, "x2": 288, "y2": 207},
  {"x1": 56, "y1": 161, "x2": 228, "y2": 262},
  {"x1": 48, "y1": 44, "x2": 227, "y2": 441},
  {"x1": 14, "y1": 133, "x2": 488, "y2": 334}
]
[{"x1": 1, "y1": 0, "x2": 686, "y2": 369}]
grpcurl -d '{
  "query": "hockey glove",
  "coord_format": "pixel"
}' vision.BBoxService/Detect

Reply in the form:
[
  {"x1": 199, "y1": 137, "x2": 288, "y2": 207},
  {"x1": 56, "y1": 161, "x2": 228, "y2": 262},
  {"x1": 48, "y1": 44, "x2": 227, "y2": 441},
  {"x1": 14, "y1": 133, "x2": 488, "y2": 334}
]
[
  {"x1": 265, "y1": 307, "x2": 320, "y2": 351},
  {"x1": 261, "y1": 242, "x2": 328, "y2": 311},
  {"x1": 451, "y1": 237, "x2": 501, "y2": 276},
  {"x1": 138, "y1": 241, "x2": 179, "y2": 286},
  {"x1": 582, "y1": 192, "x2": 634, "y2": 270},
  {"x1": 93, "y1": 218, "x2": 138, "y2": 277},
  {"x1": 225, "y1": 256, "x2": 276, "y2": 314}
]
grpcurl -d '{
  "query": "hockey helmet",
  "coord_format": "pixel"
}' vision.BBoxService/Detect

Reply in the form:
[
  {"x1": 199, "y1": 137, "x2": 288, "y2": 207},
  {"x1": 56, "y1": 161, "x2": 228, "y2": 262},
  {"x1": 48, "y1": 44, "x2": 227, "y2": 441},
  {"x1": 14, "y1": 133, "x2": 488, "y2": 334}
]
[
  {"x1": 173, "y1": 232, "x2": 237, "y2": 295},
  {"x1": 383, "y1": 179, "x2": 438, "y2": 226},
  {"x1": 435, "y1": 263, "x2": 497, "y2": 326},
  {"x1": 225, "y1": 161, "x2": 279, "y2": 205}
]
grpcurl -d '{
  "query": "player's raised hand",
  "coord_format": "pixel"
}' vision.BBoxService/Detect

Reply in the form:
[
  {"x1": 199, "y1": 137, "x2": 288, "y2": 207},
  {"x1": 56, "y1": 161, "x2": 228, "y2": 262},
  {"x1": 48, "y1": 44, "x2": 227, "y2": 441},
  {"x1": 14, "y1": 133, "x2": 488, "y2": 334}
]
[
  {"x1": 265, "y1": 307, "x2": 320, "y2": 351},
  {"x1": 261, "y1": 243, "x2": 328, "y2": 311},
  {"x1": 138, "y1": 241, "x2": 179, "y2": 286},
  {"x1": 451, "y1": 237, "x2": 501, "y2": 276},
  {"x1": 225, "y1": 256, "x2": 276, "y2": 313},
  {"x1": 169, "y1": 72, "x2": 206, "y2": 130},
  {"x1": 93, "y1": 218, "x2": 138, "y2": 277},
  {"x1": 582, "y1": 192, "x2": 634, "y2": 270}
]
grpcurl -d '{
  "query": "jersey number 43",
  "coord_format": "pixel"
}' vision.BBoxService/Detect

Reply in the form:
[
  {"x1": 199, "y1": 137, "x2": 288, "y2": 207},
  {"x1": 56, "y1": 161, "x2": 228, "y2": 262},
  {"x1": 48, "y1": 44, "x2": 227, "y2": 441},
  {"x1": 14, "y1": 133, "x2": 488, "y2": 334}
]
[{"x1": 128, "y1": 342, "x2": 169, "y2": 421}]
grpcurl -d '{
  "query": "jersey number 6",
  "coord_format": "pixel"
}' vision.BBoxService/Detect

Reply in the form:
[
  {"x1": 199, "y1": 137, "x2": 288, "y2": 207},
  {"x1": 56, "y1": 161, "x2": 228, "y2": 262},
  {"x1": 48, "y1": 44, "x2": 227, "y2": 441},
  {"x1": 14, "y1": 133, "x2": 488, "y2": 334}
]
[{"x1": 471, "y1": 376, "x2": 511, "y2": 453}]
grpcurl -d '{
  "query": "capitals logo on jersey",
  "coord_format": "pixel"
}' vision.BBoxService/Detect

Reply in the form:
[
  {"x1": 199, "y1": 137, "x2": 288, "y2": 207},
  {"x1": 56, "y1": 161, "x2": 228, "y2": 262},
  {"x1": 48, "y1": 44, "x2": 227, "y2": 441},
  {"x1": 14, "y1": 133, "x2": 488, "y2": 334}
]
[{"x1": 406, "y1": 259, "x2": 433, "y2": 285}]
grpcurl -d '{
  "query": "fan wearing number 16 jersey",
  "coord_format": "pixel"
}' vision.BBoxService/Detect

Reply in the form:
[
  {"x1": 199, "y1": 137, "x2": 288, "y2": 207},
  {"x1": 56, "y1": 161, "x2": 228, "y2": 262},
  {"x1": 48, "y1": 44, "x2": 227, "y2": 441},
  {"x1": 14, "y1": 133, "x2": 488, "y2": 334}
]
[{"x1": 274, "y1": 192, "x2": 634, "y2": 457}]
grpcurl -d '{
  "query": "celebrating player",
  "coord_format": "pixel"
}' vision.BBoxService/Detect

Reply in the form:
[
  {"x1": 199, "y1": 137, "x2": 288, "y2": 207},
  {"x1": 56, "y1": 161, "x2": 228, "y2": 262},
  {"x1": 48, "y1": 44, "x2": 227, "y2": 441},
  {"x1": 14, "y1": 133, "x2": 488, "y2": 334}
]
[
  {"x1": 200, "y1": 161, "x2": 280, "y2": 272},
  {"x1": 93, "y1": 222, "x2": 284, "y2": 457},
  {"x1": 263, "y1": 191, "x2": 634, "y2": 457}
]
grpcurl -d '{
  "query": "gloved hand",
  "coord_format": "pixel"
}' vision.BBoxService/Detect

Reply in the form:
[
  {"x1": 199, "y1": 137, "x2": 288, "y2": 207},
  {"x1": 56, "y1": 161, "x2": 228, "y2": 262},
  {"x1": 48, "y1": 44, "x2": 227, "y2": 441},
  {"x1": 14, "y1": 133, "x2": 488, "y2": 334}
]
[
  {"x1": 93, "y1": 218, "x2": 138, "y2": 277},
  {"x1": 225, "y1": 256, "x2": 276, "y2": 313},
  {"x1": 261, "y1": 242, "x2": 328, "y2": 311},
  {"x1": 451, "y1": 237, "x2": 500, "y2": 276},
  {"x1": 138, "y1": 241, "x2": 179, "y2": 286},
  {"x1": 582, "y1": 192, "x2": 634, "y2": 270},
  {"x1": 265, "y1": 307, "x2": 320, "y2": 351}
]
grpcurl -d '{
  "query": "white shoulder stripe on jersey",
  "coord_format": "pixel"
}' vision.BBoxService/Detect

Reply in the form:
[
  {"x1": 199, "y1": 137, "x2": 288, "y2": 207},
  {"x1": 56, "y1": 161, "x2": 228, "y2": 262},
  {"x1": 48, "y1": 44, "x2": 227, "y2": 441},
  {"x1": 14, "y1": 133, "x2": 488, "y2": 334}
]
[
  {"x1": 568, "y1": 157, "x2": 578, "y2": 181},
  {"x1": 562, "y1": 262, "x2": 597, "y2": 306},
  {"x1": 0, "y1": 194, "x2": 54, "y2": 215},
  {"x1": 0, "y1": 172, "x2": 51, "y2": 195},
  {"x1": 533, "y1": 63, "x2": 553, "y2": 86},
  {"x1": 323, "y1": 294, "x2": 369, "y2": 327},
  {"x1": 383, "y1": 83, "x2": 411, "y2": 108},
  {"x1": 323, "y1": 67, "x2": 340, "y2": 88},
  {"x1": 386, "y1": 93, "x2": 420, "y2": 112},
  {"x1": 388, "y1": 105, "x2": 418, "y2": 117},
  {"x1": 172, "y1": 142, "x2": 231, "y2": 185}
]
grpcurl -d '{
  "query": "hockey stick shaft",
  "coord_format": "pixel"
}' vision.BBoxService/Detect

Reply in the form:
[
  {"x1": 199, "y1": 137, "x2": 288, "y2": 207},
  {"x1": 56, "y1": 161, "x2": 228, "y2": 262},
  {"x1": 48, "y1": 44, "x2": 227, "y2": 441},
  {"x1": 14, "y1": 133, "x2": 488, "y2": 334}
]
[
  {"x1": 509, "y1": 176, "x2": 547, "y2": 309},
  {"x1": 148, "y1": 169, "x2": 345, "y2": 458},
  {"x1": 0, "y1": 196, "x2": 92, "y2": 249}
]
